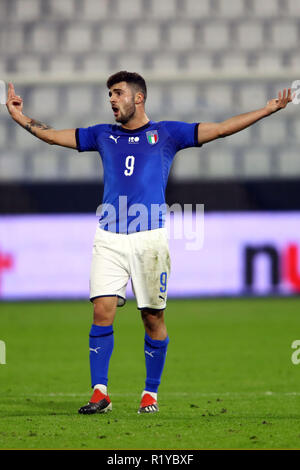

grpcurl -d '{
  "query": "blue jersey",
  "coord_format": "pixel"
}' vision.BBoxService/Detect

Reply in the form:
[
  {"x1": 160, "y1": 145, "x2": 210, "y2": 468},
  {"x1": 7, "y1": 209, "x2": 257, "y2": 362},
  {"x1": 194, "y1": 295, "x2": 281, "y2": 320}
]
[{"x1": 76, "y1": 120, "x2": 200, "y2": 234}]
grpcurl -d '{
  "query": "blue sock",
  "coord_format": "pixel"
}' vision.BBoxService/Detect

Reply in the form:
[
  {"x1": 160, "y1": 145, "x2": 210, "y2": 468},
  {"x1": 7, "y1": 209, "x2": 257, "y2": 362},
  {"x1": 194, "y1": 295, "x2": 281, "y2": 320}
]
[
  {"x1": 144, "y1": 333, "x2": 170, "y2": 393},
  {"x1": 89, "y1": 324, "x2": 114, "y2": 389}
]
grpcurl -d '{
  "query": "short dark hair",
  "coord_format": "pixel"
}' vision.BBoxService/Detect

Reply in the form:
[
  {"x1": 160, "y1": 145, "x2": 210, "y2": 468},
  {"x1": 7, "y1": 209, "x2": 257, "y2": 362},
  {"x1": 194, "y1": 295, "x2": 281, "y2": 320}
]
[{"x1": 106, "y1": 71, "x2": 147, "y2": 102}]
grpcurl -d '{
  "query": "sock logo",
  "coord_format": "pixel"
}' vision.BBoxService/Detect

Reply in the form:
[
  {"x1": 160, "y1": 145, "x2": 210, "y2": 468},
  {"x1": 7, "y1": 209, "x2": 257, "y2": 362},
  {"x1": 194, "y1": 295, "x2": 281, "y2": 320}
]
[
  {"x1": 145, "y1": 350, "x2": 155, "y2": 358},
  {"x1": 89, "y1": 347, "x2": 101, "y2": 354}
]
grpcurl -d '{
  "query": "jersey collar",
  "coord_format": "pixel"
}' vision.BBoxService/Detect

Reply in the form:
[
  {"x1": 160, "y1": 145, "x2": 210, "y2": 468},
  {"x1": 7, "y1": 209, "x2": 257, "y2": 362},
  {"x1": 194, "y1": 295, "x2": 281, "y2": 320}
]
[{"x1": 118, "y1": 120, "x2": 152, "y2": 134}]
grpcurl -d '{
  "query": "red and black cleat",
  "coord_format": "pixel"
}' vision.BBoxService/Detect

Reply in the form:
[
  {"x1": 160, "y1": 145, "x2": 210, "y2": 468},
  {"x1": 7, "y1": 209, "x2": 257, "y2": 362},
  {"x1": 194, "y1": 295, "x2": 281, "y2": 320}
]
[
  {"x1": 78, "y1": 389, "x2": 112, "y2": 414},
  {"x1": 138, "y1": 393, "x2": 159, "y2": 414}
]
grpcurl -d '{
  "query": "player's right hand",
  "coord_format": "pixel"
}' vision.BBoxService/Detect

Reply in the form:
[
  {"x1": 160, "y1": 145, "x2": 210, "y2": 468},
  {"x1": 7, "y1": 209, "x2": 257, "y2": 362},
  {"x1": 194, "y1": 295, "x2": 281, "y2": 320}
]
[{"x1": 6, "y1": 82, "x2": 23, "y2": 118}]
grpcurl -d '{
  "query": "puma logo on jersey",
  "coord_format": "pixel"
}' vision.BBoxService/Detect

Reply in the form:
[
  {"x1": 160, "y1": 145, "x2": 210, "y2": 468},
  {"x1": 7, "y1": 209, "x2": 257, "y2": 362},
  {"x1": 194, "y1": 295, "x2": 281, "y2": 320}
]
[{"x1": 109, "y1": 135, "x2": 120, "y2": 144}]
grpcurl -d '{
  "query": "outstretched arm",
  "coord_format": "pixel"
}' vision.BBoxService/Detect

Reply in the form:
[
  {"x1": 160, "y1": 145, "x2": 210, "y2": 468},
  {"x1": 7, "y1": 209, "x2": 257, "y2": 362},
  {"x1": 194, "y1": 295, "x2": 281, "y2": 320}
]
[
  {"x1": 6, "y1": 82, "x2": 77, "y2": 149},
  {"x1": 197, "y1": 88, "x2": 292, "y2": 145}
]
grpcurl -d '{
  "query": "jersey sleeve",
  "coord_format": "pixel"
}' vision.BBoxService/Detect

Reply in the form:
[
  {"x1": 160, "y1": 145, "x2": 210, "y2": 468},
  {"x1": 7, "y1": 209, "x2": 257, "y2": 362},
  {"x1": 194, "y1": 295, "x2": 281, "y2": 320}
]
[
  {"x1": 164, "y1": 121, "x2": 202, "y2": 151},
  {"x1": 75, "y1": 124, "x2": 105, "y2": 152}
]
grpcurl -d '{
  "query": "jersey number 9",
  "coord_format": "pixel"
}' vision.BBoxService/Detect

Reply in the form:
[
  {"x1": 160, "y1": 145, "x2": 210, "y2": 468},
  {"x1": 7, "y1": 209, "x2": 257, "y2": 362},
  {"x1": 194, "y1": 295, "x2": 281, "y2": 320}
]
[{"x1": 124, "y1": 155, "x2": 135, "y2": 176}]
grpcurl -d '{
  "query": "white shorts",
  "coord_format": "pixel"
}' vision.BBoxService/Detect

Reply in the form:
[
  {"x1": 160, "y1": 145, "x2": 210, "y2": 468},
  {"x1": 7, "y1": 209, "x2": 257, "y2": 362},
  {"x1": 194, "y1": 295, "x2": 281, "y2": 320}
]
[{"x1": 90, "y1": 227, "x2": 171, "y2": 310}]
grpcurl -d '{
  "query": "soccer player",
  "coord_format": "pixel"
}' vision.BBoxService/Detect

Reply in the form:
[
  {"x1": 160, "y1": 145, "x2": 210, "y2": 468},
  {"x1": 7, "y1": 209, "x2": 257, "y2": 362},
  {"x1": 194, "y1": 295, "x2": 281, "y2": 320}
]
[{"x1": 6, "y1": 72, "x2": 292, "y2": 414}]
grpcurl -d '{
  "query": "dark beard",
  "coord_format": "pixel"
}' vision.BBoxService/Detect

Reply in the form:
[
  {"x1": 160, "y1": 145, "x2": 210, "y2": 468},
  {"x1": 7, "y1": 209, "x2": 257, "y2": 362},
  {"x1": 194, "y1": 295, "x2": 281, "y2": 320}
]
[{"x1": 116, "y1": 101, "x2": 136, "y2": 124}]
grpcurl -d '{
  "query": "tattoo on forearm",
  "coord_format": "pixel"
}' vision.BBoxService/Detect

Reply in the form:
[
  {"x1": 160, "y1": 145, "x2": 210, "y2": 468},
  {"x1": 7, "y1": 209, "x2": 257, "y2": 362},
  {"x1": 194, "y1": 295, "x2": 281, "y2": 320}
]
[{"x1": 25, "y1": 119, "x2": 52, "y2": 136}]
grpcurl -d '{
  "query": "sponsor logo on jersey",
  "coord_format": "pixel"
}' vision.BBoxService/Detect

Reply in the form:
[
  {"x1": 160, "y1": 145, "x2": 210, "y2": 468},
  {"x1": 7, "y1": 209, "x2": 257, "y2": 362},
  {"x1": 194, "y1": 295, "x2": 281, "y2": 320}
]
[
  {"x1": 146, "y1": 130, "x2": 158, "y2": 145},
  {"x1": 128, "y1": 136, "x2": 140, "y2": 144},
  {"x1": 109, "y1": 135, "x2": 120, "y2": 144}
]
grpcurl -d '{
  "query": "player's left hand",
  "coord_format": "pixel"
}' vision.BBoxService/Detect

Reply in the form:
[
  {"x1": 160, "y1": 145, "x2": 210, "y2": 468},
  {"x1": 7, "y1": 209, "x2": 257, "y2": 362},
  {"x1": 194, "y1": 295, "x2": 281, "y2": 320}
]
[{"x1": 265, "y1": 88, "x2": 292, "y2": 114}]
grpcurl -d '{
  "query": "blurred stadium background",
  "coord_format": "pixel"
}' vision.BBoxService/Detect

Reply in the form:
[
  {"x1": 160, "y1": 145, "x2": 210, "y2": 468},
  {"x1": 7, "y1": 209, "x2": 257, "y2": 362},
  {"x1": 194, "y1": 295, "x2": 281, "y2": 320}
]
[{"x1": 0, "y1": 0, "x2": 300, "y2": 300}]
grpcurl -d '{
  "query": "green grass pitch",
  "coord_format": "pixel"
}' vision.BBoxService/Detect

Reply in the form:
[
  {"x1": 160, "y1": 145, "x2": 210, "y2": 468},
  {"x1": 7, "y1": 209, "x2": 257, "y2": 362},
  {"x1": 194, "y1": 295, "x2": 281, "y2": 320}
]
[{"x1": 0, "y1": 298, "x2": 300, "y2": 450}]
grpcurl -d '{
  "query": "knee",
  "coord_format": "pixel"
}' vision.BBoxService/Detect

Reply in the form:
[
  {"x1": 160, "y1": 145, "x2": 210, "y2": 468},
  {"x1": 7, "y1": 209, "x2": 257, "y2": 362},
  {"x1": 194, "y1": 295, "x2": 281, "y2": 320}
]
[
  {"x1": 141, "y1": 309, "x2": 164, "y2": 332},
  {"x1": 93, "y1": 297, "x2": 117, "y2": 325}
]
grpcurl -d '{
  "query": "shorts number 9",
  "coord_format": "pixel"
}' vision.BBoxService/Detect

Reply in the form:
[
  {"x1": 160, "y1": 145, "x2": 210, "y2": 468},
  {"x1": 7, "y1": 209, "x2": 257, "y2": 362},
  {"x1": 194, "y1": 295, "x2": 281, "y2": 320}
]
[{"x1": 160, "y1": 272, "x2": 167, "y2": 293}]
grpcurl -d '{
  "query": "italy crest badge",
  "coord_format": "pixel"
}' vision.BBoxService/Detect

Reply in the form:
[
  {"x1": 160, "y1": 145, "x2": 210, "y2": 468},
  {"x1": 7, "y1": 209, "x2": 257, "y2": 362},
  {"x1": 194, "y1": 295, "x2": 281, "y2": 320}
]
[{"x1": 146, "y1": 130, "x2": 159, "y2": 145}]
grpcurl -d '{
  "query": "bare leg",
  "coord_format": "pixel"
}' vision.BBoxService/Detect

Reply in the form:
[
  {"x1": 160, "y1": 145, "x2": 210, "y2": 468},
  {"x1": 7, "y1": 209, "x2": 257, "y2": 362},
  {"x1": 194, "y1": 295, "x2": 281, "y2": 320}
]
[
  {"x1": 92, "y1": 296, "x2": 118, "y2": 326},
  {"x1": 140, "y1": 308, "x2": 168, "y2": 340}
]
